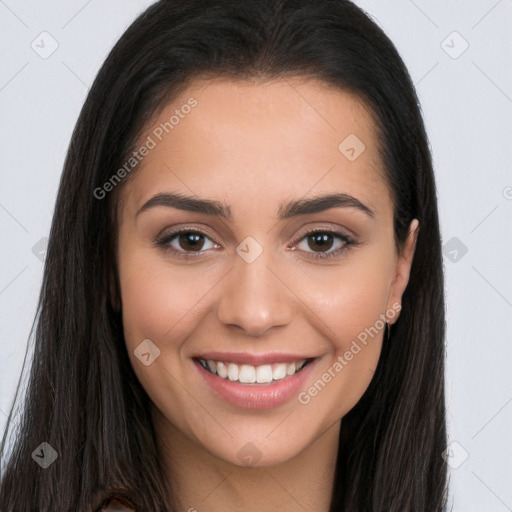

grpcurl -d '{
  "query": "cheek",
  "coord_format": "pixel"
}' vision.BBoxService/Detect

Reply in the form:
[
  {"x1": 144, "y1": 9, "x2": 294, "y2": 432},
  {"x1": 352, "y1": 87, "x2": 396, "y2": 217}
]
[
  {"x1": 119, "y1": 260, "x2": 174, "y2": 346},
  {"x1": 117, "y1": 247, "x2": 216, "y2": 415},
  {"x1": 300, "y1": 252, "x2": 391, "y2": 349},
  {"x1": 118, "y1": 246, "x2": 217, "y2": 349},
  {"x1": 292, "y1": 253, "x2": 391, "y2": 414}
]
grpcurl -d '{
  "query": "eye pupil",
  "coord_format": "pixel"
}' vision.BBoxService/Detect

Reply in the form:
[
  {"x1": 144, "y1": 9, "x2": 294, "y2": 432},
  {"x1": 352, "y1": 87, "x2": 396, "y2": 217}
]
[
  {"x1": 308, "y1": 233, "x2": 334, "y2": 252},
  {"x1": 179, "y1": 233, "x2": 203, "y2": 251}
]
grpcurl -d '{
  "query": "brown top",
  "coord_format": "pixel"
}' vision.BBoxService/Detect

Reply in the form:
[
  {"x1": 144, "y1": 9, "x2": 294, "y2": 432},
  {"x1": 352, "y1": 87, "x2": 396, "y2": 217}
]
[{"x1": 98, "y1": 496, "x2": 136, "y2": 511}]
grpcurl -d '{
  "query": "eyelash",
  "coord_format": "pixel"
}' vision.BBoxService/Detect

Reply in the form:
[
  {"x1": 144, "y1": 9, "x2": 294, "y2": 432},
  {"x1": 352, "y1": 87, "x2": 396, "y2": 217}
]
[{"x1": 154, "y1": 227, "x2": 357, "y2": 261}]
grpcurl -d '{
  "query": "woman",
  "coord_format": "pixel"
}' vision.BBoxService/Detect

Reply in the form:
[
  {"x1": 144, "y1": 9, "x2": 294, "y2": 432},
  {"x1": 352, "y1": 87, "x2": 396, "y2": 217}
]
[{"x1": 0, "y1": 1, "x2": 448, "y2": 510}]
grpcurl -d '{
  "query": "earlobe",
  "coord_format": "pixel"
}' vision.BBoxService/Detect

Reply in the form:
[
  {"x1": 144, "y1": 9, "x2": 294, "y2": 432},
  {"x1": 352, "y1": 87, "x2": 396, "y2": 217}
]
[{"x1": 386, "y1": 218, "x2": 419, "y2": 324}]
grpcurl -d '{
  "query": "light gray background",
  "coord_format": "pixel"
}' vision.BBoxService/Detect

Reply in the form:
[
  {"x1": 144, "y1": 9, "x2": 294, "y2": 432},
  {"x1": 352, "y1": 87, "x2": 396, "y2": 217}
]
[{"x1": 1, "y1": 1, "x2": 511, "y2": 510}]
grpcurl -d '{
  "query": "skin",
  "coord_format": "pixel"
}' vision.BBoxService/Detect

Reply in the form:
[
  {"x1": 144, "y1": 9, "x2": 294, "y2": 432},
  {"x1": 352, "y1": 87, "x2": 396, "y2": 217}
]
[{"x1": 116, "y1": 76, "x2": 419, "y2": 512}]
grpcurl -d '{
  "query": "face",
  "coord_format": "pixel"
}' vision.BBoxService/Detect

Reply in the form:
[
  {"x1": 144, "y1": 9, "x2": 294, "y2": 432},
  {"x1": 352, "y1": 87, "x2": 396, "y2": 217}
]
[{"x1": 115, "y1": 77, "x2": 418, "y2": 467}]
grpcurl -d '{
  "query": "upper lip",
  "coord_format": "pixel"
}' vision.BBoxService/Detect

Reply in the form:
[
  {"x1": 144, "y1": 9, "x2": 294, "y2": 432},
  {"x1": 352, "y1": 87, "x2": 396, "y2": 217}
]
[{"x1": 194, "y1": 352, "x2": 317, "y2": 366}]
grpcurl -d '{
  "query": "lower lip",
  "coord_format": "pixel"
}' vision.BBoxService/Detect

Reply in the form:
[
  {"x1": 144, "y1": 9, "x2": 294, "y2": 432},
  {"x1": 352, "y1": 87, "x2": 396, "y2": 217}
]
[{"x1": 193, "y1": 358, "x2": 318, "y2": 409}]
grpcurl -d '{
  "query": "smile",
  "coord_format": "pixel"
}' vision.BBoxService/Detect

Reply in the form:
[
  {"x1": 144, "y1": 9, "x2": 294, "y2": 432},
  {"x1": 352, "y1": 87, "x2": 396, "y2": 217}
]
[
  {"x1": 197, "y1": 358, "x2": 313, "y2": 384},
  {"x1": 192, "y1": 353, "x2": 320, "y2": 409}
]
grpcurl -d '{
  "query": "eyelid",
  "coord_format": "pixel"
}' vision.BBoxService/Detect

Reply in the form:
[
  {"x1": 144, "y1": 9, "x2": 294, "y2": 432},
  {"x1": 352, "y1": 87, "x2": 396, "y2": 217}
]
[
  {"x1": 289, "y1": 225, "x2": 354, "y2": 245},
  {"x1": 156, "y1": 225, "x2": 219, "y2": 243}
]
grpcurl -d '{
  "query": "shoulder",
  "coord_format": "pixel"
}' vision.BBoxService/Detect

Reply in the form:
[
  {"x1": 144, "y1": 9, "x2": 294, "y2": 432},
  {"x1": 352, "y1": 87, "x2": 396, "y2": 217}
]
[{"x1": 97, "y1": 495, "x2": 136, "y2": 511}]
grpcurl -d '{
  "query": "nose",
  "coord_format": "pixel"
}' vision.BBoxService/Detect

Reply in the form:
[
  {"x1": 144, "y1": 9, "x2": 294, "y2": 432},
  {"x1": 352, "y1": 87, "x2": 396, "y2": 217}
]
[{"x1": 215, "y1": 249, "x2": 294, "y2": 337}]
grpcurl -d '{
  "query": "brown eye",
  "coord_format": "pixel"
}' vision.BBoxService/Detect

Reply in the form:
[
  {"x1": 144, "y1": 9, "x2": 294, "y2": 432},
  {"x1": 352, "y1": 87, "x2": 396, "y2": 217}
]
[
  {"x1": 305, "y1": 232, "x2": 336, "y2": 252},
  {"x1": 155, "y1": 229, "x2": 220, "y2": 258},
  {"x1": 176, "y1": 232, "x2": 206, "y2": 252},
  {"x1": 293, "y1": 230, "x2": 356, "y2": 260}
]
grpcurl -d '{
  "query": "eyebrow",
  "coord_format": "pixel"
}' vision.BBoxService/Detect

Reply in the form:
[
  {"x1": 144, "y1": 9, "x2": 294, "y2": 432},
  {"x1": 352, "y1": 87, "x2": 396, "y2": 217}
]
[{"x1": 136, "y1": 191, "x2": 375, "y2": 220}]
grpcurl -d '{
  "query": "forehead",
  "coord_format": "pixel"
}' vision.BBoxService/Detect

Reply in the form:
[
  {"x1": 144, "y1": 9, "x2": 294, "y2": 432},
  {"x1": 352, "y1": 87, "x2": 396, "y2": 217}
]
[{"x1": 120, "y1": 76, "x2": 391, "y2": 221}]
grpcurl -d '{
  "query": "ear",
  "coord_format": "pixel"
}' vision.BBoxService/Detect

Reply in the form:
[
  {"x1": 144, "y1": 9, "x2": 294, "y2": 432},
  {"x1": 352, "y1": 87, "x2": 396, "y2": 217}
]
[{"x1": 385, "y1": 219, "x2": 419, "y2": 324}]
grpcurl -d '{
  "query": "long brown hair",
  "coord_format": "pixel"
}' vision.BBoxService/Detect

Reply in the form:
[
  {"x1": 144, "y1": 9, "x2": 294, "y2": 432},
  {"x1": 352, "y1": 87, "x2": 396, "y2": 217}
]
[{"x1": 0, "y1": 1, "x2": 448, "y2": 510}]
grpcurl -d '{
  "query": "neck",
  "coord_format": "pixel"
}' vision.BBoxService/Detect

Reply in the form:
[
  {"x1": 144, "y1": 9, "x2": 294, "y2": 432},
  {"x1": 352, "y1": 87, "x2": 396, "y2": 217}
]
[{"x1": 152, "y1": 408, "x2": 340, "y2": 512}]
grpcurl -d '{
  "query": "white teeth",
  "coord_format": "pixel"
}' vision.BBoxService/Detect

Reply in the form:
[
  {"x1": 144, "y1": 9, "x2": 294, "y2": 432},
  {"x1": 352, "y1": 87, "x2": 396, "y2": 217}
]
[
  {"x1": 273, "y1": 363, "x2": 287, "y2": 380},
  {"x1": 239, "y1": 365, "x2": 256, "y2": 383},
  {"x1": 227, "y1": 363, "x2": 239, "y2": 381},
  {"x1": 200, "y1": 358, "x2": 309, "y2": 383},
  {"x1": 256, "y1": 365, "x2": 273, "y2": 383},
  {"x1": 216, "y1": 361, "x2": 228, "y2": 378}
]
